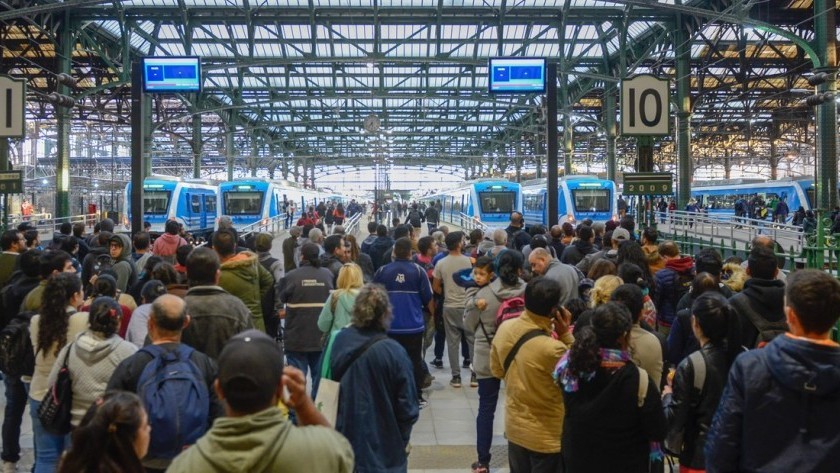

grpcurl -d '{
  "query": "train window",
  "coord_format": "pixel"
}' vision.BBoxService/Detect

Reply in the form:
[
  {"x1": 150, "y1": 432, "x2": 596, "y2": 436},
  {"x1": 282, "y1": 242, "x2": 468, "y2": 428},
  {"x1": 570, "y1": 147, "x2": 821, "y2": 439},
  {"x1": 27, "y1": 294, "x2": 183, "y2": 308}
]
[
  {"x1": 478, "y1": 192, "x2": 515, "y2": 214},
  {"x1": 143, "y1": 191, "x2": 170, "y2": 214},
  {"x1": 524, "y1": 194, "x2": 544, "y2": 212},
  {"x1": 224, "y1": 191, "x2": 264, "y2": 215},
  {"x1": 190, "y1": 195, "x2": 202, "y2": 213},
  {"x1": 205, "y1": 195, "x2": 217, "y2": 213},
  {"x1": 572, "y1": 189, "x2": 610, "y2": 213}
]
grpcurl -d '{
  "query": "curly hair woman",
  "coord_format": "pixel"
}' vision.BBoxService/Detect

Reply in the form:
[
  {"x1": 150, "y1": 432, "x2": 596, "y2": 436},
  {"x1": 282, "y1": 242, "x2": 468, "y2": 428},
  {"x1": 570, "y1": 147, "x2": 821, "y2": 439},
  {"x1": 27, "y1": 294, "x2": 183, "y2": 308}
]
[
  {"x1": 57, "y1": 391, "x2": 149, "y2": 473},
  {"x1": 29, "y1": 272, "x2": 88, "y2": 473},
  {"x1": 554, "y1": 302, "x2": 666, "y2": 473}
]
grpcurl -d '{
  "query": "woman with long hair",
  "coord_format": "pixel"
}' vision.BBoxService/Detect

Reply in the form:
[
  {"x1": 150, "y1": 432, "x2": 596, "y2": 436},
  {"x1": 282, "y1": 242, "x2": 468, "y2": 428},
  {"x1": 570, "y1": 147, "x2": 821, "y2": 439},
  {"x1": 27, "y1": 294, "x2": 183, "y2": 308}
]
[
  {"x1": 590, "y1": 275, "x2": 623, "y2": 308},
  {"x1": 617, "y1": 240, "x2": 656, "y2": 297},
  {"x1": 49, "y1": 297, "x2": 137, "y2": 430},
  {"x1": 57, "y1": 391, "x2": 149, "y2": 473},
  {"x1": 665, "y1": 272, "x2": 723, "y2": 365},
  {"x1": 463, "y1": 249, "x2": 526, "y2": 473},
  {"x1": 318, "y1": 263, "x2": 364, "y2": 335},
  {"x1": 345, "y1": 234, "x2": 374, "y2": 281},
  {"x1": 663, "y1": 292, "x2": 732, "y2": 472},
  {"x1": 555, "y1": 302, "x2": 666, "y2": 472},
  {"x1": 29, "y1": 272, "x2": 89, "y2": 473}
]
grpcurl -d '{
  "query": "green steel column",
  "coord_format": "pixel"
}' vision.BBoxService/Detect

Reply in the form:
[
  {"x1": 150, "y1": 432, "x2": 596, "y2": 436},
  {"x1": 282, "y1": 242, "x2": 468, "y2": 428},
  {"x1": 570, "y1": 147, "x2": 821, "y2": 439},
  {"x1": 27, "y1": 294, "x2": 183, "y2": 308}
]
[
  {"x1": 604, "y1": 85, "x2": 617, "y2": 182},
  {"x1": 192, "y1": 113, "x2": 202, "y2": 178},
  {"x1": 563, "y1": 117, "x2": 573, "y2": 175},
  {"x1": 814, "y1": 0, "x2": 837, "y2": 210},
  {"x1": 250, "y1": 139, "x2": 258, "y2": 177},
  {"x1": 674, "y1": 15, "x2": 692, "y2": 208},
  {"x1": 54, "y1": 21, "x2": 72, "y2": 218},
  {"x1": 0, "y1": 139, "x2": 8, "y2": 231},
  {"x1": 225, "y1": 127, "x2": 235, "y2": 181}
]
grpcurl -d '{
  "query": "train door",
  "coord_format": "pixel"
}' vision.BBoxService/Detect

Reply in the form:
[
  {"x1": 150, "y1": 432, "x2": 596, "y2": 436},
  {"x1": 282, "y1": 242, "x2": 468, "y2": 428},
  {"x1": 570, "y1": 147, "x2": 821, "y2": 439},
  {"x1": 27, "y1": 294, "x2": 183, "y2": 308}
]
[
  {"x1": 205, "y1": 192, "x2": 217, "y2": 229},
  {"x1": 187, "y1": 193, "x2": 203, "y2": 230}
]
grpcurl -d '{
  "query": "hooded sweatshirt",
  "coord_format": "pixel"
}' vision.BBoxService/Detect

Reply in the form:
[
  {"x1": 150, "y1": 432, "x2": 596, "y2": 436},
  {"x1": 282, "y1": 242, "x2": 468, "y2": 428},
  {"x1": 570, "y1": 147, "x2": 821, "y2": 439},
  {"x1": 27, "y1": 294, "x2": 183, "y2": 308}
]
[
  {"x1": 706, "y1": 335, "x2": 840, "y2": 473},
  {"x1": 560, "y1": 239, "x2": 595, "y2": 266},
  {"x1": 110, "y1": 233, "x2": 137, "y2": 293},
  {"x1": 464, "y1": 277, "x2": 526, "y2": 379},
  {"x1": 166, "y1": 407, "x2": 355, "y2": 473},
  {"x1": 49, "y1": 330, "x2": 137, "y2": 426},
  {"x1": 653, "y1": 256, "x2": 695, "y2": 327},
  {"x1": 218, "y1": 251, "x2": 273, "y2": 332},
  {"x1": 151, "y1": 232, "x2": 187, "y2": 262}
]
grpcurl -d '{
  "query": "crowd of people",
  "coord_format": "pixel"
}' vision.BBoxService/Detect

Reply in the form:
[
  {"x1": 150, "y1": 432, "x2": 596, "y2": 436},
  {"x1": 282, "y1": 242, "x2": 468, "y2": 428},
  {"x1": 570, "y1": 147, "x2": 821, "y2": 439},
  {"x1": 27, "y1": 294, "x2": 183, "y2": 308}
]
[{"x1": 0, "y1": 208, "x2": 839, "y2": 473}]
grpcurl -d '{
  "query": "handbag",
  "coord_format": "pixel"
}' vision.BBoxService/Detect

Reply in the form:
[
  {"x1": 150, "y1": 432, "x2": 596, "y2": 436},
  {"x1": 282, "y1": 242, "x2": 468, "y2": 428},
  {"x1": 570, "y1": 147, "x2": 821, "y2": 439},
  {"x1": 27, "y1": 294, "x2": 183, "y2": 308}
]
[{"x1": 38, "y1": 343, "x2": 74, "y2": 435}]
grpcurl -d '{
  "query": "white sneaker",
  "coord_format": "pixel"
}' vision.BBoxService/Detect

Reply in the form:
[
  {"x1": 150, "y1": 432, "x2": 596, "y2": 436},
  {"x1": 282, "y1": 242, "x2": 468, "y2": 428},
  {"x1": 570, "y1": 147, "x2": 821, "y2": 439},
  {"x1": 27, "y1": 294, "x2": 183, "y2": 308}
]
[{"x1": 3, "y1": 461, "x2": 16, "y2": 473}]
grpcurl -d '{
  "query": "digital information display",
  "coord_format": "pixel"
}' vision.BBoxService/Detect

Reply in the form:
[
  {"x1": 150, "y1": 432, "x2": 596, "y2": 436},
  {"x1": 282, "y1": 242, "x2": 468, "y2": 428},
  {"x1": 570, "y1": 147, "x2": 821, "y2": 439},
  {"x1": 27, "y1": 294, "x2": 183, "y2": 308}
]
[
  {"x1": 488, "y1": 57, "x2": 547, "y2": 94},
  {"x1": 142, "y1": 57, "x2": 202, "y2": 93}
]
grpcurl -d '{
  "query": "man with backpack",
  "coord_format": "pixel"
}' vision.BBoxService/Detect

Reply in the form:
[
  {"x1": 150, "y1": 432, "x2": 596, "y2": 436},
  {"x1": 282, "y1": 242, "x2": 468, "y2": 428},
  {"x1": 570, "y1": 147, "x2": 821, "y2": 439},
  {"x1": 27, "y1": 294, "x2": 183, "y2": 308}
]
[
  {"x1": 406, "y1": 204, "x2": 424, "y2": 232},
  {"x1": 108, "y1": 294, "x2": 223, "y2": 473},
  {"x1": 653, "y1": 241, "x2": 695, "y2": 336},
  {"x1": 424, "y1": 202, "x2": 440, "y2": 234},
  {"x1": 706, "y1": 269, "x2": 840, "y2": 473},
  {"x1": 505, "y1": 212, "x2": 531, "y2": 251},
  {"x1": 725, "y1": 245, "x2": 787, "y2": 364},
  {"x1": 489, "y1": 277, "x2": 574, "y2": 473},
  {"x1": 0, "y1": 249, "x2": 41, "y2": 473}
]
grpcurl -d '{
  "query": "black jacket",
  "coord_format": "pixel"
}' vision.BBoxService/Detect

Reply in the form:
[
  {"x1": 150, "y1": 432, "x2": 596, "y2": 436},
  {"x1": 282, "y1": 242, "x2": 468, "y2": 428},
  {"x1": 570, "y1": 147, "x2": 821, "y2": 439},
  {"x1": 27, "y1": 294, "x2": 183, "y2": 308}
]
[
  {"x1": 368, "y1": 236, "x2": 395, "y2": 271},
  {"x1": 726, "y1": 278, "x2": 786, "y2": 363},
  {"x1": 505, "y1": 225, "x2": 531, "y2": 251},
  {"x1": 662, "y1": 343, "x2": 729, "y2": 469},
  {"x1": 706, "y1": 335, "x2": 840, "y2": 473},
  {"x1": 561, "y1": 363, "x2": 666, "y2": 473},
  {"x1": 560, "y1": 240, "x2": 595, "y2": 266},
  {"x1": 1, "y1": 274, "x2": 40, "y2": 326}
]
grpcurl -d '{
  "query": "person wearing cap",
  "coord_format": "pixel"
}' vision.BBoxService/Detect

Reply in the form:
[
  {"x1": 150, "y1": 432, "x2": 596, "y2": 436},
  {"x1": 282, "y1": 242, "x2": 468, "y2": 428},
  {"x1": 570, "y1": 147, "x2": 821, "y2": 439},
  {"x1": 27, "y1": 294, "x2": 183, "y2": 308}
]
[
  {"x1": 182, "y1": 247, "x2": 254, "y2": 360},
  {"x1": 108, "y1": 294, "x2": 223, "y2": 472},
  {"x1": 576, "y1": 227, "x2": 630, "y2": 275},
  {"x1": 109, "y1": 233, "x2": 138, "y2": 293},
  {"x1": 277, "y1": 242, "x2": 335, "y2": 391},
  {"x1": 528, "y1": 248, "x2": 581, "y2": 308},
  {"x1": 167, "y1": 330, "x2": 355, "y2": 472},
  {"x1": 283, "y1": 226, "x2": 302, "y2": 271},
  {"x1": 328, "y1": 284, "x2": 419, "y2": 472}
]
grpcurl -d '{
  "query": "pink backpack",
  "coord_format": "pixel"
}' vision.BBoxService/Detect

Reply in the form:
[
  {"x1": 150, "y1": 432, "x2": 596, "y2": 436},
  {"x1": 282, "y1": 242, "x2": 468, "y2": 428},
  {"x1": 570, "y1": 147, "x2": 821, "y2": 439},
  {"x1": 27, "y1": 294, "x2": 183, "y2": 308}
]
[{"x1": 495, "y1": 297, "x2": 526, "y2": 328}]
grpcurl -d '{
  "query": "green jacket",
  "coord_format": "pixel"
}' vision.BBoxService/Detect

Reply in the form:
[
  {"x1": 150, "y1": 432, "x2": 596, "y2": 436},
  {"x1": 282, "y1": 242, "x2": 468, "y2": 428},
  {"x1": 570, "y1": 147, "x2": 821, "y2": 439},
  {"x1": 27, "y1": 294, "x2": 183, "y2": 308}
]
[
  {"x1": 218, "y1": 251, "x2": 273, "y2": 332},
  {"x1": 317, "y1": 290, "x2": 358, "y2": 334},
  {"x1": 166, "y1": 407, "x2": 354, "y2": 473}
]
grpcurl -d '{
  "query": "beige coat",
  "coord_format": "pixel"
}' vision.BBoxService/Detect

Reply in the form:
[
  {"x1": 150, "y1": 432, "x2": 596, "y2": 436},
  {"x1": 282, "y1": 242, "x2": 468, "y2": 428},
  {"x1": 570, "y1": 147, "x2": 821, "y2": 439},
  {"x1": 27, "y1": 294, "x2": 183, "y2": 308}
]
[{"x1": 490, "y1": 311, "x2": 573, "y2": 453}]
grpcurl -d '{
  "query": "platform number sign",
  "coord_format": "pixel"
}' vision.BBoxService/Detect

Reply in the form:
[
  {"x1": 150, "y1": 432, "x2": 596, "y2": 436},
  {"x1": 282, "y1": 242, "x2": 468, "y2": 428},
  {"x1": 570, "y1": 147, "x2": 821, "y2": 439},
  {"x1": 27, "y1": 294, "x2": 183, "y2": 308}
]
[
  {"x1": 623, "y1": 172, "x2": 673, "y2": 196},
  {"x1": 620, "y1": 75, "x2": 670, "y2": 136},
  {"x1": 0, "y1": 76, "x2": 26, "y2": 138}
]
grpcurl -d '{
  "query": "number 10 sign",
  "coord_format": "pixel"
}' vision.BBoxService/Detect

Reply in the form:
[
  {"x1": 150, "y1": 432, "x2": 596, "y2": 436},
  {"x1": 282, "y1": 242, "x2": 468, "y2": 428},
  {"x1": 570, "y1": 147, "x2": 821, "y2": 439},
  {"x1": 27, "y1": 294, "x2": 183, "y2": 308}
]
[{"x1": 620, "y1": 74, "x2": 670, "y2": 136}]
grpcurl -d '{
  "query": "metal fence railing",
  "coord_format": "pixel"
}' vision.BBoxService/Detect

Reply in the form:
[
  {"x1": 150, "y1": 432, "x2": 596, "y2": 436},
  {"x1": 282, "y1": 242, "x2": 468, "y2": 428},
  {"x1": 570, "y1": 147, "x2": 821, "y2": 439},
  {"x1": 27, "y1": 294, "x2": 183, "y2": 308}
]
[
  {"x1": 9, "y1": 213, "x2": 98, "y2": 235},
  {"x1": 440, "y1": 212, "x2": 488, "y2": 233}
]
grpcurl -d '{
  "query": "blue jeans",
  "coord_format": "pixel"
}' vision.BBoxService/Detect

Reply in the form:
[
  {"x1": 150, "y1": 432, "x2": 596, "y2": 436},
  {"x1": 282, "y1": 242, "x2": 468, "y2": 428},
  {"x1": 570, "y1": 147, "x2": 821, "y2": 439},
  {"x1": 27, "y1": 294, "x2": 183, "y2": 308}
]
[
  {"x1": 286, "y1": 351, "x2": 322, "y2": 397},
  {"x1": 30, "y1": 398, "x2": 70, "y2": 473},
  {"x1": 476, "y1": 377, "x2": 501, "y2": 465},
  {"x1": 2, "y1": 376, "x2": 28, "y2": 463}
]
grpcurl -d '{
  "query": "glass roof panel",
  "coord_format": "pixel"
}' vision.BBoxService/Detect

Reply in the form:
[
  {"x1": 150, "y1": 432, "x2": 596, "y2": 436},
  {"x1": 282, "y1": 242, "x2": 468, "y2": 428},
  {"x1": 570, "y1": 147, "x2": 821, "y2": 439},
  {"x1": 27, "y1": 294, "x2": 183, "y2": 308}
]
[{"x1": 440, "y1": 25, "x2": 478, "y2": 40}]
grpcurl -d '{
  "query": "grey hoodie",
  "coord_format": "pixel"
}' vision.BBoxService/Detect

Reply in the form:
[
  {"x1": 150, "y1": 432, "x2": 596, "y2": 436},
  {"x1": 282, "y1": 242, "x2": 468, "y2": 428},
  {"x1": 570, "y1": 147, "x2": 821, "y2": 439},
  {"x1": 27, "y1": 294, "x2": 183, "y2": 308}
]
[
  {"x1": 464, "y1": 278, "x2": 526, "y2": 379},
  {"x1": 49, "y1": 330, "x2": 137, "y2": 426},
  {"x1": 110, "y1": 233, "x2": 137, "y2": 292}
]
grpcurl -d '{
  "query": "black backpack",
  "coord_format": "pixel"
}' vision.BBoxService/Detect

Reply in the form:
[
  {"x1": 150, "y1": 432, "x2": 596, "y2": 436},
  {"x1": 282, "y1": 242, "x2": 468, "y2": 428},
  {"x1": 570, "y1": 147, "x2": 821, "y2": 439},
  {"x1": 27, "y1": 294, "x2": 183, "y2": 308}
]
[
  {"x1": 408, "y1": 210, "x2": 422, "y2": 227},
  {"x1": 730, "y1": 297, "x2": 789, "y2": 349},
  {"x1": 0, "y1": 311, "x2": 38, "y2": 377},
  {"x1": 506, "y1": 229, "x2": 522, "y2": 249},
  {"x1": 93, "y1": 253, "x2": 113, "y2": 275}
]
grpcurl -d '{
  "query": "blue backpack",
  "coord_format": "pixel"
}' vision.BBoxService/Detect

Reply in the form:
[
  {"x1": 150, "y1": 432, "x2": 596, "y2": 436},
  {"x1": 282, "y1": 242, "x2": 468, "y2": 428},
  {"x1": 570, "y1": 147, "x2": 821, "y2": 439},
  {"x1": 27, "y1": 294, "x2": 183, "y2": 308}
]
[{"x1": 136, "y1": 344, "x2": 210, "y2": 460}]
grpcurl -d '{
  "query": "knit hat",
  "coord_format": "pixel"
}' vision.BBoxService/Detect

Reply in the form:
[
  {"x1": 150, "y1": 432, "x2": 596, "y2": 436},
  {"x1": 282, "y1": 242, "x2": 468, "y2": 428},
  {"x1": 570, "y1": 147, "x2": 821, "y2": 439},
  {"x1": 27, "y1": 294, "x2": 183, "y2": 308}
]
[
  {"x1": 217, "y1": 330, "x2": 284, "y2": 412},
  {"x1": 255, "y1": 232, "x2": 273, "y2": 252}
]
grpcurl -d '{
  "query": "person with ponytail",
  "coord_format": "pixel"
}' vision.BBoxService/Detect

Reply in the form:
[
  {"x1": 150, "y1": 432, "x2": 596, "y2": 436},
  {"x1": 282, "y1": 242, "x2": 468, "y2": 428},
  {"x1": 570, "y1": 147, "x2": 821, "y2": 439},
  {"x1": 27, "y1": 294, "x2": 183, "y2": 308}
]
[
  {"x1": 618, "y1": 262, "x2": 658, "y2": 329},
  {"x1": 662, "y1": 292, "x2": 731, "y2": 472},
  {"x1": 29, "y1": 272, "x2": 89, "y2": 473},
  {"x1": 57, "y1": 391, "x2": 149, "y2": 473},
  {"x1": 554, "y1": 302, "x2": 666, "y2": 472},
  {"x1": 47, "y1": 297, "x2": 137, "y2": 431}
]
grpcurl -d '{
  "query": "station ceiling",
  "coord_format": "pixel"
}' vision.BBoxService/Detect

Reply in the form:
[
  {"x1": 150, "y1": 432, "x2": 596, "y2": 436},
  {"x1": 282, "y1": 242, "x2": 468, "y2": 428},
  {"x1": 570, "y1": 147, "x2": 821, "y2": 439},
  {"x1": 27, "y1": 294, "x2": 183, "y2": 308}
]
[{"x1": 1, "y1": 0, "x2": 838, "y2": 181}]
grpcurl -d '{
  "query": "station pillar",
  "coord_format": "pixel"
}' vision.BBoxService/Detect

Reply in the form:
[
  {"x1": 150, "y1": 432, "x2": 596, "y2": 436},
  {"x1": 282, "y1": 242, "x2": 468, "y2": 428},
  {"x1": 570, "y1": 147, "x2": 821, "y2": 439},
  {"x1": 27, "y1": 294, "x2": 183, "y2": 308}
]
[
  {"x1": 54, "y1": 21, "x2": 72, "y2": 218},
  {"x1": 814, "y1": 0, "x2": 837, "y2": 210},
  {"x1": 674, "y1": 14, "x2": 692, "y2": 209},
  {"x1": 192, "y1": 112, "x2": 202, "y2": 178},
  {"x1": 604, "y1": 84, "x2": 617, "y2": 183}
]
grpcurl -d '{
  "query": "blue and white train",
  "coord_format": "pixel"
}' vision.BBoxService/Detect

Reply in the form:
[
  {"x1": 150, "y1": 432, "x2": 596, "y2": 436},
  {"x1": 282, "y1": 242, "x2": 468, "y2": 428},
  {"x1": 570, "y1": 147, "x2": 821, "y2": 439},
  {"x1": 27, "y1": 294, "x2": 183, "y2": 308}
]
[
  {"x1": 219, "y1": 178, "x2": 346, "y2": 231},
  {"x1": 690, "y1": 178, "x2": 813, "y2": 222},
  {"x1": 123, "y1": 176, "x2": 219, "y2": 235},
  {"x1": 522, "y1": 176, "x2": 616, "y2": 226},
  {"x1": 420, "y1": 179, "x2": 522, "y2": 226}
]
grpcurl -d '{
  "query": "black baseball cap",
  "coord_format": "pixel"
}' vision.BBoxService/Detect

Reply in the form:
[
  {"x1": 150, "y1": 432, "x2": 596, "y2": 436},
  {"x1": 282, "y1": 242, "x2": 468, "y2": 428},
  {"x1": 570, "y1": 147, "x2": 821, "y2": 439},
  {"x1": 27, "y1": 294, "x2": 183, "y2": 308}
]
[{"x1": 217, "y1": 330, "x2": 285, "y2": 413}]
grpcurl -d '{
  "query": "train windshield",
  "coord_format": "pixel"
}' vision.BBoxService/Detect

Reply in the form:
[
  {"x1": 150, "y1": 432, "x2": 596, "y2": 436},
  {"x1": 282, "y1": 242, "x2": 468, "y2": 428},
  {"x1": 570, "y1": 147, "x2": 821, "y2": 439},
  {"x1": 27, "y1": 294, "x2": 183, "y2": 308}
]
[
  {"x1": 224, "y1": 192, "x2": 264, "y2": 215},
  {"x1": 572, "y1": 189, "x2": 610, "y2": 213},
  {"x1": 144, "y1": 191, "x2": 170, "y2": 214},
  {"x1": 478, "y1": 191, "x2": 516, "y2": 214}
]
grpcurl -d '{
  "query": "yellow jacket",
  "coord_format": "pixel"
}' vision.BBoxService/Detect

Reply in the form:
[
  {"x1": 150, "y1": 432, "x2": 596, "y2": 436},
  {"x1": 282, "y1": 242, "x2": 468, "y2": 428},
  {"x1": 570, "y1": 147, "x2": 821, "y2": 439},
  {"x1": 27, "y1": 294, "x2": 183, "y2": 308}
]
[{"x1": 490, "y1": 311, "x2": 574, "y2": 453}]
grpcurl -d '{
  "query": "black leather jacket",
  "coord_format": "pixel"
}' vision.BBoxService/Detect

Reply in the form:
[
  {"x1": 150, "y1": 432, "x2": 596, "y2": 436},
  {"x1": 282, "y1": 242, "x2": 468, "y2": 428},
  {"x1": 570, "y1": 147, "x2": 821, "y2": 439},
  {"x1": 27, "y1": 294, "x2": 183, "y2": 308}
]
[{"x1": 662, "y1": 343, "x2": 728, "y2": 469}]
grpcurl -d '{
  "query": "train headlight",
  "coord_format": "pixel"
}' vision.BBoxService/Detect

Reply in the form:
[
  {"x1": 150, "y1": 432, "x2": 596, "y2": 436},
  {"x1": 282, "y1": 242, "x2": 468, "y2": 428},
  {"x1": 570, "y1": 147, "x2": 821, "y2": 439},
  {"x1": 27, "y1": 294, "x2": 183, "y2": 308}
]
[
  {"x1": 262, "y1": 218, "x2": 269, "y2": 226},
  {"x1": 567, "y1": 214, "x2": 575, "y2": 223},
  {"x1": 612, "y1": 214, "x2": 618, "y2": 222}
]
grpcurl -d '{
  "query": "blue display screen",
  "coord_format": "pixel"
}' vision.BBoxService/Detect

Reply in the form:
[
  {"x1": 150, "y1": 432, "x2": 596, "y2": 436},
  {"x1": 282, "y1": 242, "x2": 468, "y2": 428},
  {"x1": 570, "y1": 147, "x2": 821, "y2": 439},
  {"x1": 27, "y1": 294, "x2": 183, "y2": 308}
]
[
  {"x1": 488, "y1": 58, "x2": 547, "y2": 94},
  {"x1": 142, "y1": 57, "x2": 202, "y2": 93}
]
